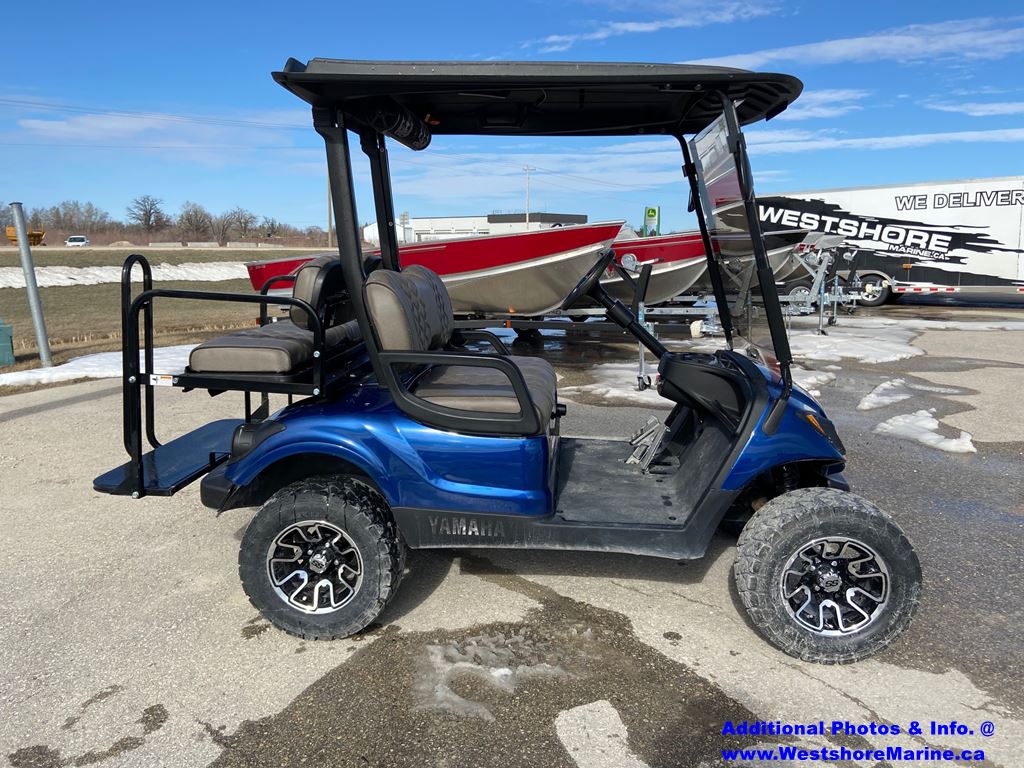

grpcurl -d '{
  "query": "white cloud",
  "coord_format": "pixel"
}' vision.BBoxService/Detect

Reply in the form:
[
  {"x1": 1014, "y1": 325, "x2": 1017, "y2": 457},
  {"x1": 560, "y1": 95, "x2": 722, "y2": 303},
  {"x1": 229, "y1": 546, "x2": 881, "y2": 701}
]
[
  {"x1": 690, "y1": 17, "x2": 1024, "y2": 69},
  {"x1": 746, "y1": 126, "x2": 1024, "y2": 154},
  {"x1": 526, "y1": 1, "x2": 775, "y2": 52},
  {"x1": 19, "y1": 113, "x2": 168, "y2": 141},
  {"x1": 925, "y1": 101, "x2": 1024, "y2": 117},
  {"x1": 9, "y1": 104, "x2": 310, "y2": 166},
  {"x1": 774, "y1": 89, "x2": 870, "y2": 120}
]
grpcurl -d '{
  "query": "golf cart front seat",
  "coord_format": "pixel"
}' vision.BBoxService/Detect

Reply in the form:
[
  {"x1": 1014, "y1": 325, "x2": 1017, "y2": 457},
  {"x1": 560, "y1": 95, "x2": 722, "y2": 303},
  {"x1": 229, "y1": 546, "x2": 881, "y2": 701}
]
[
  {"x1": 364, "y1": 265, "x2": 558, "y2": 427},
  {"x1": 188, "y1": 255, "x2": 361, "y2": 375}
]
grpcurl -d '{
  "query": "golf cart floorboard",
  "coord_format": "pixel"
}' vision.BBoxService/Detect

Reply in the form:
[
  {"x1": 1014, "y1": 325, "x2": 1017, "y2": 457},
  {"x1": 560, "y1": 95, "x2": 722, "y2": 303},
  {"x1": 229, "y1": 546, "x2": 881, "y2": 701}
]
[
  {"x1": 93, "y1": 419, "x2": 243, "y2": 497},
  {"x1": 555, "y1": 431, "x2": 731, "y2": 526}
]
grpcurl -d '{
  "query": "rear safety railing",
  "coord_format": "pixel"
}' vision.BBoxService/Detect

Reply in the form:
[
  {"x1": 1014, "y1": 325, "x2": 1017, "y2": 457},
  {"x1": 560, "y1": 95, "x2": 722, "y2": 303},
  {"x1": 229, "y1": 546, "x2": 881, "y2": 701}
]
[{"x1": 118, "y1": 254, "x2": 327, "y2": 497}]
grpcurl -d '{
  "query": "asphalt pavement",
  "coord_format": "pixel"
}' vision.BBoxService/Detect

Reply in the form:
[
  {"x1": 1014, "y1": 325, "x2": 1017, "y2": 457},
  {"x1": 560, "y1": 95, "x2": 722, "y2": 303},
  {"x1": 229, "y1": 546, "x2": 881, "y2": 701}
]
[{"x1": 1, "y1": 305, "x2": 1022, "y2": 768}]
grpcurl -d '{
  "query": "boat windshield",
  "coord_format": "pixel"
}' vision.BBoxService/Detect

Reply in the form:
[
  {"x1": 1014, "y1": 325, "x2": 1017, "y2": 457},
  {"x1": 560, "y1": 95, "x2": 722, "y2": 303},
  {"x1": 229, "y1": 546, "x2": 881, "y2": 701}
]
[{"x1": 689, "y1": 110, "x2": 792, "y2": 374}]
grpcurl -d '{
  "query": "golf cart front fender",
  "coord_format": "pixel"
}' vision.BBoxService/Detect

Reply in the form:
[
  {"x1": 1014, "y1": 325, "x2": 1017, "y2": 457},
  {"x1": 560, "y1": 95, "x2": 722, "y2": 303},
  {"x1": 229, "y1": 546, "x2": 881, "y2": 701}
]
[{"x1": 723, "y1": 382, "x2": 846, "y2": 492}]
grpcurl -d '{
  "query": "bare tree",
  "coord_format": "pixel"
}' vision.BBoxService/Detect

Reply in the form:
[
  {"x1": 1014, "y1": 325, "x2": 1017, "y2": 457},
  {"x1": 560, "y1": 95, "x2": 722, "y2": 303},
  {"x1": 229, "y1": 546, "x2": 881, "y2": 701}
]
[
  {"x1": 126, "y1": 195, "x2": 170, "y2": 232},
  {"x1": 229, "y1": 207, "x2": 259, "y2": 239},
  {"x1": 209, "y1": 212, "x2": 236, "y2": 246},
  {"x1": 177, "y1": 201, "x2": 212, "y2": 241},
  {"x1": 259, "y1": 216, "x2": 283, "y2": 239},
  {"x1": 304, "y1": 225, "x2": 327, "y2": 246}
]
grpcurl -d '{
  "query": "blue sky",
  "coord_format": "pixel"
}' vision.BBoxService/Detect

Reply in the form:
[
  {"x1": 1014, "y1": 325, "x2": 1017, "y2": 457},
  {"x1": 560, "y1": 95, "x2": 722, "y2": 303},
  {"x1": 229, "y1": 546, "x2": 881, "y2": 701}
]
[{"x1": 2, "y1": 1, "x2": 1023, "y2": 233}]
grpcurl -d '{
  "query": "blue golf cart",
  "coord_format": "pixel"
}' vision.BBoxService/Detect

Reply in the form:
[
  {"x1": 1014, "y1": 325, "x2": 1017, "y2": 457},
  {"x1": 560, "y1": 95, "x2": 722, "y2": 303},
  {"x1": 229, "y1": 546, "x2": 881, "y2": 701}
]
[{"x1": 95, "y1": 59, "x2": 920, "y2": 663}]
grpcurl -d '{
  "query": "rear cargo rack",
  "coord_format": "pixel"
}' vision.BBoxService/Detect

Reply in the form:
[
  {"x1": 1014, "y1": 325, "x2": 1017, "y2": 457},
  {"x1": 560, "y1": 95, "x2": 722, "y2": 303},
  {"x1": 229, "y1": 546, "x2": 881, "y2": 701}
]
[{"x1": 104, "y1": 254, "x2": 364, "y2": 499}]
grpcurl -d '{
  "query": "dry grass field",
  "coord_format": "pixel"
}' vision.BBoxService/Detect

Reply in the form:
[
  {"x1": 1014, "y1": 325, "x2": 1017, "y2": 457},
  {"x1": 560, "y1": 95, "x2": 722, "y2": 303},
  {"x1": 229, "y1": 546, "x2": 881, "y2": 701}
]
[
  {"x1": 0, "y1": 278, "x2": 272, "y2": 372},
  {"x1": 0, "y1": 248, "x2": 322, "y2": 389},
  {"x1": 0, "y1": 246, "x2": 322, "y2": 269}
]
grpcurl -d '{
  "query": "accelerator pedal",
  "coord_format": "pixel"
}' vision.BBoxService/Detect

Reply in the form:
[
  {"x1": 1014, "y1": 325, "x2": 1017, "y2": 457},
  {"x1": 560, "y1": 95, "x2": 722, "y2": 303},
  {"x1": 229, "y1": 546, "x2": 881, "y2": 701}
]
[{"x1": 626, "y1": 417, "x2": 668, "y2": 473}]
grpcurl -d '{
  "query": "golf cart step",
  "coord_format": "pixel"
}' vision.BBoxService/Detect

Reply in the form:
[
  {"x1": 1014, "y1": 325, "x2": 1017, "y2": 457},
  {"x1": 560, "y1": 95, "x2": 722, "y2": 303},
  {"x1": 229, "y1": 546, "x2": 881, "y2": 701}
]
[{"x1": 94, "y1": 419, "x2": 243, "y2": 497}]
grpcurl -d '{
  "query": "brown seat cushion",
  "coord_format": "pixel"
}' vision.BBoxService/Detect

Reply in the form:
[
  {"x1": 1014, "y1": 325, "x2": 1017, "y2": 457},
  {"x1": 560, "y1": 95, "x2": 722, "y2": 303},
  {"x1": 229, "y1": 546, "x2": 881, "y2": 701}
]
[
  {"x1": 188, "y1": 319, "x2": 360, "y2": 374},
  {"x1": 413, "y1": 355, "x2": 557, "y2": 422}
]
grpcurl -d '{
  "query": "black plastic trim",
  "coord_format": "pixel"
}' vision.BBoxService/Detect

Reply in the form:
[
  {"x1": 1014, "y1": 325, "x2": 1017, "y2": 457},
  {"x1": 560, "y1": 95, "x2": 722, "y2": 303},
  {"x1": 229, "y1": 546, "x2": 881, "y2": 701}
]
[{"x1": 378, "y1": 351, "x2": 543, "y2": 436}]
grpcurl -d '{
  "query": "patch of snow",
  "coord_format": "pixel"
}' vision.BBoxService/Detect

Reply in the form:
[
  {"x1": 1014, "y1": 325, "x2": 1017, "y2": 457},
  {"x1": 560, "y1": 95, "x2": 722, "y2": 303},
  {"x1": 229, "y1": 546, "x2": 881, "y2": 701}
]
[
  {"x1": 555, "y1": 700, "x2": 650, "y2": 768},
  {"x1": 858, "y1": 378, "x2": 966, "y2": 411},
  {"x1": 873, "y1": 409, "x2": 976, "y2": 453},
  {"x1": 561, "y1": 363, "x2": 669, "y2": 407},
  {"x1": 788, "y1": 326, "x2": 922, "y2": 364},
  {"x1": 0, "y1": 262, "x2": 248, "y2": 289},
  {"x1": 792, "y1": 366, "x2": 835, "y2": 397},
  {"x1": 413, "y1": 630, "x2": 582, "y2": 721},
  {"x1": 823, "y1": 364, "x2": 842, "y2": 371},
  {"x1": 0, "y1": 345, "x2": 195, "y2": 387},
  {"x1": 858, "y1": 379, "x2": 912, "y2": 410}
]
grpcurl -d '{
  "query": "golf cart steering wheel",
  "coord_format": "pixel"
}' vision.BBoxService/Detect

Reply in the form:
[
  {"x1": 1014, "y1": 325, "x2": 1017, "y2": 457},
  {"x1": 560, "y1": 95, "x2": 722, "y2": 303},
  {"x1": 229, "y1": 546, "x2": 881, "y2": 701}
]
[{"x1": 560, "y1": 248, "x2": 616, "y2": 310}]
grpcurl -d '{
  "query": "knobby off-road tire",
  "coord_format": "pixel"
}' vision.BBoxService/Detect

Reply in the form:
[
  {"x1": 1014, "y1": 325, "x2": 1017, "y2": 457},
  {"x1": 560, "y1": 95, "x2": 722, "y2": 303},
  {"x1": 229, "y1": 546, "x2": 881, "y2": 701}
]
[
  {"x1": 734, "y1": 488, "x2": 921, "y2": 664},
  {"x1": 239, "y1": 476, "x2": 406, "y2": 640}
]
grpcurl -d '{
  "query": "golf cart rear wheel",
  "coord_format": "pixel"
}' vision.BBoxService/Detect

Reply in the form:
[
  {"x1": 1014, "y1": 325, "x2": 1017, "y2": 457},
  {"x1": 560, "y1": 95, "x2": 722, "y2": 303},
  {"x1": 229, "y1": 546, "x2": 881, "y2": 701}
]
[
  {"x1": 239, "y1": 476, "x2": 406, "y2": 640},
  {"x1": 734, "y1": 488, "x2": 920, "y2": 663}
]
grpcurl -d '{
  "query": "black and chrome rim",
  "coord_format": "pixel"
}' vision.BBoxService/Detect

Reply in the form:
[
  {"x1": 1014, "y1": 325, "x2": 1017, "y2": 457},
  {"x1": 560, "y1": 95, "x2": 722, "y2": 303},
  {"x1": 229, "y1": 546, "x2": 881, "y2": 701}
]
[
  {"x1": 780, "y1": 536, "x2": 889, "y2": 636},
  {"x1": 266, "y1": 520, "x2": 363, "y2": 614}
]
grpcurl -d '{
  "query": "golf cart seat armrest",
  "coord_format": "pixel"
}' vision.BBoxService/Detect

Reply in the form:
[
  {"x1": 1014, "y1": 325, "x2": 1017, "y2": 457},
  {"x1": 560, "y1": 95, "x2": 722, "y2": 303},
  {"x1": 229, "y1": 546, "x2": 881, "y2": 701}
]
[
  {"x1": 452, "y1": 329, "x2": 511, "y2": 355},
  {"x1": 377, "y1": 351, "x2": 543, "y2": 436}
]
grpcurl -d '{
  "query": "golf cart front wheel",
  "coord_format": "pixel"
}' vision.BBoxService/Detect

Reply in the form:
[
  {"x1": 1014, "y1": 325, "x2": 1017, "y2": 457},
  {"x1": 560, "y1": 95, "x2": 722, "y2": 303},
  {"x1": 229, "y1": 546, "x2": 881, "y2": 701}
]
[
  {"x1": 734, "y1": 488, "x2": 920, "y2": 663},
  {"x1": 239, "y1": 476, "x2": 406, "y2": 640}
]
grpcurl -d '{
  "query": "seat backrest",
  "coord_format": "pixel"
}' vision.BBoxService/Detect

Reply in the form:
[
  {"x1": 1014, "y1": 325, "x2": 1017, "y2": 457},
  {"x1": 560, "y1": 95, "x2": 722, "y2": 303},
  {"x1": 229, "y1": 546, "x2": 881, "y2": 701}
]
[
  {"x1": 364, "y1": 265, "x2": 453, "y2": 351},
  {"x1": 290, "y1": 254, "x2": 351, "y2": 329}
]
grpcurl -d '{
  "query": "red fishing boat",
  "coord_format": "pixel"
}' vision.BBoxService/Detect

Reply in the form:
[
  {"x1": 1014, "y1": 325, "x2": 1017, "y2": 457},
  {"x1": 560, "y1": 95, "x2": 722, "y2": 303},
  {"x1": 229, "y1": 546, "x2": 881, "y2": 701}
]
[
  {"x1": 603, "y1": 231, "x2": 708, "y2": 305},
  {"x1": 246, "y1": 221, "x2": 623, "y2": 316}
]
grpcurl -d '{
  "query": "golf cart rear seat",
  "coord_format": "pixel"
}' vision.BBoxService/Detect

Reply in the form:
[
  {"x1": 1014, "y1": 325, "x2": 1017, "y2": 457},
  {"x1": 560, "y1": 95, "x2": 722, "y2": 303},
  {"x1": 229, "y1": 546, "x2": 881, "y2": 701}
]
[
  {"x1": 364, "y1": 265, "x2": 559, "y2": 425},
  {"x1": 188, "y1": 255, "x2": 362, "y2": 375}
]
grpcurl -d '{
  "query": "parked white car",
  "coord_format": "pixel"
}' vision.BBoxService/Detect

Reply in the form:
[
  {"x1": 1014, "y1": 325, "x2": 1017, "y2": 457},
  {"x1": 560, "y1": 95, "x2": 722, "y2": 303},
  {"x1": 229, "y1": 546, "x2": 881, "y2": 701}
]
[{"x1": 65, "y1": 235, "x2": 90, "y2": 247}]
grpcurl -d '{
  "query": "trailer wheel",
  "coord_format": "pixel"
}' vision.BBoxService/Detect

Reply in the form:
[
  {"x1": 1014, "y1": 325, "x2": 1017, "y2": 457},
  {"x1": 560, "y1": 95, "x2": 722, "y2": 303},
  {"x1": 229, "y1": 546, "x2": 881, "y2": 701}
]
[
  {"x1": 734, "y1": 488, "x2": 920, "y2": 663},
  {"x1": 856, "y1": 275, "x2": 891, "y2": 307},
  {"x1": 239, "y1": 476, "x2": 406, "y2": 640},
  {"x1": 784, "y1": 280, "x2": 814, "y2": 305}
]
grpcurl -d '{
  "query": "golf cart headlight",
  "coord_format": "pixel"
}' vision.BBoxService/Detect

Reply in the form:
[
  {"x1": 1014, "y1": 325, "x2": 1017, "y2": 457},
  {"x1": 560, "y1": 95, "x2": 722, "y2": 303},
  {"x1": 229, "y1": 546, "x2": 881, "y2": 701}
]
[{"x1": 801, "y1": 411, "x2": 845, "y2": 454}]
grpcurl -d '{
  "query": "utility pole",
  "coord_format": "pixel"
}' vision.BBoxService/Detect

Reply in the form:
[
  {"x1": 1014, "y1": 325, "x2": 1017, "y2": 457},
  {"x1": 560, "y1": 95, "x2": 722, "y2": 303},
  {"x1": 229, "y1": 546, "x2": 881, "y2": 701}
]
[
  {"x1": 523, "y1": 166, "x2": 536, "y2": 231},
  {"x1": 9, "y1": 202, "x2": 52, "y2": 367}
]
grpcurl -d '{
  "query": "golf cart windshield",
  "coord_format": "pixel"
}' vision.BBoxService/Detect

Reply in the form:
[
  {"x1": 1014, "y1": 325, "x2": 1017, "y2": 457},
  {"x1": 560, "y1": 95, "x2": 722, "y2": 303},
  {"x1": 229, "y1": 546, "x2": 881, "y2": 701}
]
[{"x1": 688, "y1": 106, "x2": 793, "y2": 376}]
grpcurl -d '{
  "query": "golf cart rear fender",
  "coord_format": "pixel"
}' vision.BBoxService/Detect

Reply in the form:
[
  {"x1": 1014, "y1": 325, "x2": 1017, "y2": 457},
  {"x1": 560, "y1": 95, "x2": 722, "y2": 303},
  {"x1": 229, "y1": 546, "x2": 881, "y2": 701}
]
[
  {"x1": 225, "y1": 437, "x2": 392, "y2": 499},
  {"x1": 723, "y1": 384, "x2": 845, "y2": 492},
  {"x1": 221, "y1": 414, "x2": 550, "y2": 516}
]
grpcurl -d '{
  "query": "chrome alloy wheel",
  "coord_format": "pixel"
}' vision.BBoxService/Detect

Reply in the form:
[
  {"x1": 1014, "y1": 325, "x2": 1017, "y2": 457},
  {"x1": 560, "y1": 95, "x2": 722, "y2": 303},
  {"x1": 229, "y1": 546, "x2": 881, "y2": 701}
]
[
  {"x1": 266, "y1": 520, "x2": 363, "y2": 614},
  {"x1": 780, "y1": 537, "x2": 889, "y2": 636}
]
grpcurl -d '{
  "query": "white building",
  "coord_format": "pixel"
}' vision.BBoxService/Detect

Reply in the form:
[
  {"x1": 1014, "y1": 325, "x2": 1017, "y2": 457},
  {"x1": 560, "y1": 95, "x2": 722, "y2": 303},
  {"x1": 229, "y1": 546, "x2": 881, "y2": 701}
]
[{"x1": 362, "y1": 212, "x2": 587, "y2": 244}]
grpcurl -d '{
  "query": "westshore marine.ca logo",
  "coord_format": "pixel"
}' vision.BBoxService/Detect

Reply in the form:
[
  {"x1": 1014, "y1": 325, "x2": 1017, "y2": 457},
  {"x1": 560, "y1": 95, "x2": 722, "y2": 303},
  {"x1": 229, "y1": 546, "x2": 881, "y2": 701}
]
[
  {"x1": 720, "y1": 720, "x2": 993, "y2": 763},
  {"x1": 756, "y1": 196, "x2": 1024, "y2": 262}
]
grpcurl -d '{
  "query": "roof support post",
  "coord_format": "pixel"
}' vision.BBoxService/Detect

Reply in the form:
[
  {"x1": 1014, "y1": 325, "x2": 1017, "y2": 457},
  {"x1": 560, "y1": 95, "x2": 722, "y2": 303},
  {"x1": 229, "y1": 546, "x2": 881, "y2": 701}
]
[
  {"x1": 314, "y1": 106, "x2": 387, "y2": 382},
  {"x1": 359, "y1": 129, "x2": 400, "y2": 272},
  {"x1": 717, "y1": 96, "x2": 793, "y2": 372}
]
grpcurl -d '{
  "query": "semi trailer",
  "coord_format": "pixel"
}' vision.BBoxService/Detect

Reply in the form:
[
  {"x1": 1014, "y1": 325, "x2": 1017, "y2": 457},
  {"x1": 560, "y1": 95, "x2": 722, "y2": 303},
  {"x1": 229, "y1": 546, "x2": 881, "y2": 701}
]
[{"x1": 759, "y1": 176, "x2": 1024, "y2": 306}]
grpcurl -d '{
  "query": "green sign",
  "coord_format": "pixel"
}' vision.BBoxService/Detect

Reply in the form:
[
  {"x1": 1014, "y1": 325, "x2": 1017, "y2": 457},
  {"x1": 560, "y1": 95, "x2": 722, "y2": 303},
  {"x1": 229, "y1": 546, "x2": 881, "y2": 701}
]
[{"x1": 643, "y1": 206, "x2": 660, "y2": 236}]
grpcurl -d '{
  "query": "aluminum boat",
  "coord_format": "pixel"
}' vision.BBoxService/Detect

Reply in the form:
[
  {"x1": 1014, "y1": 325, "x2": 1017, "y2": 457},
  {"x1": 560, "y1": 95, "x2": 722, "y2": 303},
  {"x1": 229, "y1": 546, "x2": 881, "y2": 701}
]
[{"x1": 245, "y1": 221, "x2": 624, "y2": 316}]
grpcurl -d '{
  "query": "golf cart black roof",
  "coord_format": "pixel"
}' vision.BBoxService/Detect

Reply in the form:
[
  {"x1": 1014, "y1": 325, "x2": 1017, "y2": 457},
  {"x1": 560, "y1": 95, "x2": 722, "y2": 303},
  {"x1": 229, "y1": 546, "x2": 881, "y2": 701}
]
[{"x1": 273, "y1": 58, "x2": 802, "y2": 137}]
